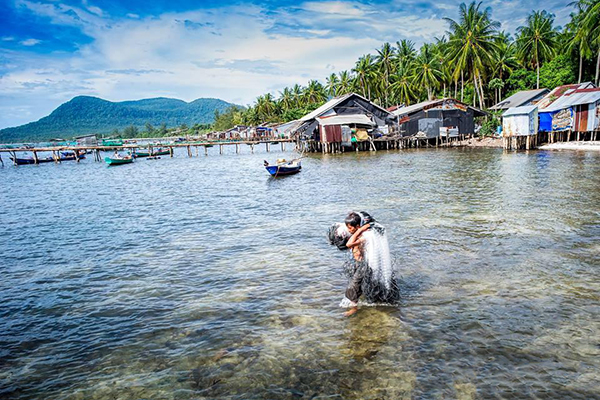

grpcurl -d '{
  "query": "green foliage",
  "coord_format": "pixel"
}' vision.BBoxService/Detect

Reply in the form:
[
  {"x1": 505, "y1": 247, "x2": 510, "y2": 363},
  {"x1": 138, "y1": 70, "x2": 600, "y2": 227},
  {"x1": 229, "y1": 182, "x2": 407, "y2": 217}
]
[
  {"x1": 505, "y1": 69, "x2": 537, "y2": 95},
  {"x1": 479, "y1": 112, "x2": 502, "y2": 137},
  {"x1": 539, "y1": 53, "x2": 577, "y2": 89}
]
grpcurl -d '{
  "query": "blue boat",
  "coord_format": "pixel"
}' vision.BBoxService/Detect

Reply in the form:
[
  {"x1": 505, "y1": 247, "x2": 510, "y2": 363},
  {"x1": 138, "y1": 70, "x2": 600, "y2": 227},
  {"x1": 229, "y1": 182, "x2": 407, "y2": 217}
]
[{"x1": 264, "y1": 158, "x2": 302, "y2": 176}]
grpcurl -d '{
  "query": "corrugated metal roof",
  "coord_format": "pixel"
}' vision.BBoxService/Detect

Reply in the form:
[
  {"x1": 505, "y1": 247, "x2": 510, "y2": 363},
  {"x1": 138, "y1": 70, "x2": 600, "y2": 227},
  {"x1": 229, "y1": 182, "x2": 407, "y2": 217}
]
[
  {"x1": 491, "y1": 89, "x2": 549, "y2": 110},
  {"x1": 541, "y1": 89, "x2": 600, "y2": 112},
  {"x1": 537, "y1": 82, "x2": 595, "y2": 109},
  {"x1": 503, "y1": 105, "x2": 538, "y2": 116},
  {"x1": 299, "y1": 92, "x2": 392, "y2": 122},
  {"x1": 317, "y1": 114, "x2": 375, "y2": 126},
  {"x1": 392, "y1": 99, "x2": 440, "y2": 116}
]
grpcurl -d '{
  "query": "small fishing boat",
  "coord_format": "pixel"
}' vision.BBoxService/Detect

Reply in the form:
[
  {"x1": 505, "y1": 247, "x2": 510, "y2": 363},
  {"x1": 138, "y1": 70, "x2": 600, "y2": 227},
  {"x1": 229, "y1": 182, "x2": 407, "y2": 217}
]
[
  {"x1": 132, "y1": 148, "x2": 170, "y2": 158},
  {"x1": 264, "y1": 158, "x2": 302, "y2": 176},
  {"x1": 105, "y1": 155, "x2": 134, "y2": 166},
  {"x1": 10, "y1": 151, "x2": 85, "y2": 165}
]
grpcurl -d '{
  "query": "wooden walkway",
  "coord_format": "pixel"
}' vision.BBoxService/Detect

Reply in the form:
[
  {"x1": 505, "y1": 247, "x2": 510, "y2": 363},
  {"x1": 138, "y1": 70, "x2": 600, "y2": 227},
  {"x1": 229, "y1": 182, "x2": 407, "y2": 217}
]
[{"x1": 0, "y1": 139, "x2": 295, "y2": 166}]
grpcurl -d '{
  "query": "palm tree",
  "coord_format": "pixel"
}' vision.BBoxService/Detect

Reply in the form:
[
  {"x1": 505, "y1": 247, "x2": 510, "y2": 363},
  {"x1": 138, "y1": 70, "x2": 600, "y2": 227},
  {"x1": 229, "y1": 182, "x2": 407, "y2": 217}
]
[
  {"x1": 326, "y1": 73, "x2": 339, "y2": 97},
  {"x1": 376, "y1": 42, "x2": 395, "y2": 107},
  {"x1": 516, "y1": 10, "x2": 559, "y2": 89},
  {"x1": 304, "y1": 80, "x2": 327, "y2": 104},
  {"x1": 395, "y1": 39, "x2": 416, "y2": 68},
  {"x1": 337, "y1": 71, "x2": 353, "y2": 95},
  {"x1": 390, "y1": 64, "x2": 416, "y2": 106},
  {"x1": 413, "y1": 44, "x2": 443, "y2": 100},
  {"x1": 256, "y1": 93, "x2": 276, "y2": 121},
  {"x1": 445, "y1": 2, "x2": 500, "y2": 108},
  {"x1": 278, "y1": 87, "x2": 294, "y2": 111},
  {"x1": 493, "y1": 41, "x2": 517, "y2": 101},
  {"x1": 291, "y1": 84, "x2": 303, "y2": 108},
  {"x1": 353, "y1": 54, "x2": 377, "y2": 99},
  {"x1": 573, "y1": 0, "x2": 600, "y2": 84}
]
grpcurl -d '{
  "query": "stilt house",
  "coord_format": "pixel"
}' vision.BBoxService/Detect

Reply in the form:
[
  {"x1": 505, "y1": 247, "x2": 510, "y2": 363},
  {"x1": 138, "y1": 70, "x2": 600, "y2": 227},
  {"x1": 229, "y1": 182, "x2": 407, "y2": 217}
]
[{"x1": 391, "y1": 98, "x2": 486, "y2": 138}]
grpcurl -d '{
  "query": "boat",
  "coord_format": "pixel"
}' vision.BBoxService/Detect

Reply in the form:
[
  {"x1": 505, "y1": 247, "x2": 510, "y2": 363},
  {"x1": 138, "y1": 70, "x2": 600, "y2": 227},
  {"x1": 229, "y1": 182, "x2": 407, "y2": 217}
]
[
  {"x1": 10, "y1": 151, "x2": 86, "y2": 165},
  {"x1": 105, "y1": 155, "x2": 134, "y2": 166},
  {"x1": 132, "y1": 148, "x2": 170, "y2": 158},
  {"x1": 264, "y1": 158, "x2": 302, "y2": 176}
]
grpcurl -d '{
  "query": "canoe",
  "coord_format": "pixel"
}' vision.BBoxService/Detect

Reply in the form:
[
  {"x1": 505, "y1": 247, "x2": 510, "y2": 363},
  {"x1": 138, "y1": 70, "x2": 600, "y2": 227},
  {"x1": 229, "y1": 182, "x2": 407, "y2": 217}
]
[
  {"x1": 105, "y1": 156, "x2": 134, "y2": 165},
  {"x1": 133, "y1": 149, "x2": 170, "y2": 158},
  {"x1": 10, "y1": 152, "x2": 85, "y2": 165},
  {"x1": 265, "y1": 159, "x2": 301, "y2": 176}
]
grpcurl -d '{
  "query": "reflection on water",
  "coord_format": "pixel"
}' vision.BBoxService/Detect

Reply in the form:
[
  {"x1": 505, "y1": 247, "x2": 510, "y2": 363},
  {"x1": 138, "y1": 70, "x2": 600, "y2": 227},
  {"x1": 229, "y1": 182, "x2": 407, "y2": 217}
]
[{"x1": 1, "y1": 146, "x2": 600, "y2": 399}]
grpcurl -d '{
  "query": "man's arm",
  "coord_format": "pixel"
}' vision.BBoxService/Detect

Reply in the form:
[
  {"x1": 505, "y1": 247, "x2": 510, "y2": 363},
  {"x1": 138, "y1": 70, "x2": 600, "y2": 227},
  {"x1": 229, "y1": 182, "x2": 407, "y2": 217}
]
[{"x1": 346, "y1": 224, "x2": 370, "y2": 248}]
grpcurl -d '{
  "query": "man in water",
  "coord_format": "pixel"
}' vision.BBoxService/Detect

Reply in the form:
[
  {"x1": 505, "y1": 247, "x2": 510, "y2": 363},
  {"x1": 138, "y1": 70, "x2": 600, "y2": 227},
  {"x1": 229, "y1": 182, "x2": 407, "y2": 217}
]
[
  {"x1": 328, "y1": 211, "x2": 399, "y2": 317},
  {"x1": 343, "y1": 213, "x2": 371, "y2": 316}
]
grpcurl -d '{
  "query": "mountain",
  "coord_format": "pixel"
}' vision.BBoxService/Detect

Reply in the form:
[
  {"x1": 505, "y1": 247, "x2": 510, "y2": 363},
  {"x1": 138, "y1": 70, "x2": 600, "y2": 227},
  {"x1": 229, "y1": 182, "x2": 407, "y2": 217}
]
[{"x1": 0, "y1": 96, "x2": 237, "y2": 142}]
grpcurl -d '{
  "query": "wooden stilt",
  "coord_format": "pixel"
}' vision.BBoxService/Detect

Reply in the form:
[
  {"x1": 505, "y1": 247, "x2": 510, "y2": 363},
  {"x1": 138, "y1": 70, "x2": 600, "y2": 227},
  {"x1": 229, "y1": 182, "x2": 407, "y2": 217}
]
[
  {"x1": 169, "y1": 147, "x2": 174, "y2": 157},
  {"x1": 33, "y1": 151, "x2": 39, "y2": 164},
  {"x1": 205, "y1": 146, "x2": 208, "y2": 156},
  {"x1": 251, "y1": 144, "x2": 254, "y2": 153},
  {"x1": 220, "y1": 144, "x2": 224, "y2": 155}
]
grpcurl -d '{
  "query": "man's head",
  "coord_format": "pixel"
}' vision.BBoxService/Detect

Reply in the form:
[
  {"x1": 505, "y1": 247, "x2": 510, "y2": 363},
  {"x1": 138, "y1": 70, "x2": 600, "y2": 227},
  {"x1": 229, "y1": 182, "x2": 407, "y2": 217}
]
[{"x1": 345, "y1": 212, "x2": 362, "y2": 234}]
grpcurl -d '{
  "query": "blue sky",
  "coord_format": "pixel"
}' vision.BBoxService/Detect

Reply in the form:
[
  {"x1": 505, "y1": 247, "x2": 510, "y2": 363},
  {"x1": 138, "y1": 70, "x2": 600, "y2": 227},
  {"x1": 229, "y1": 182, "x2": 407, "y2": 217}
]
[{"x1": 0, "y1": 0, "x2": 572, "y2": 129}]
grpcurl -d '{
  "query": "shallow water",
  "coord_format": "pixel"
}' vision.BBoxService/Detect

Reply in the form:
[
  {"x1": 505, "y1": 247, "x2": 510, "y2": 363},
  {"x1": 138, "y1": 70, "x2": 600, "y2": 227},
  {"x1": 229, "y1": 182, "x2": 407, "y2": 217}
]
[{"x1": 1, "y1": 146, "x2": 599, "y2": 399}]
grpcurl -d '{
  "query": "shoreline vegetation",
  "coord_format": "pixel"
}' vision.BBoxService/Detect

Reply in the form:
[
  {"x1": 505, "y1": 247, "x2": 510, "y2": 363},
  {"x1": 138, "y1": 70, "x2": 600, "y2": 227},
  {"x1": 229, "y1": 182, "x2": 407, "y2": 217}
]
[{"x1": 211, "y1": 1, "x2": 600, "y2": 137}]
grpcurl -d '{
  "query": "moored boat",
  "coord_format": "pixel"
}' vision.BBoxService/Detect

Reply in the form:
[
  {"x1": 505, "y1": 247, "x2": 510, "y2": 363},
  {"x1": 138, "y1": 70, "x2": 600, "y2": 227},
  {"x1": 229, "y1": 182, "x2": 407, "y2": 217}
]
[
  {"x1": 105, "y1": 155, "x2": 134, "y2": 165},
  {"x1": 132, "y1": 148, "x2": 170, "y2": 158},
  {"x1": 264, "y1": 158, "x2": 302, "y2": 176},
  {"x1": 10, "y1": 151, "x2": 86, "y2": 165}
]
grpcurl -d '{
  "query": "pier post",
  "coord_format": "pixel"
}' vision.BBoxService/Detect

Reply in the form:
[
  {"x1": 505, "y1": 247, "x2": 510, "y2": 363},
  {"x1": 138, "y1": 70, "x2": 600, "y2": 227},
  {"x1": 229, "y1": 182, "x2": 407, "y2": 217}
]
[
  {"x1": 74, "y1": 150, "x2": 80, "y2": 162},
  {"x1": 0, "y1": 153, "x2": 3, "y2": 167},
  {"x1": 10, "y1": 151, "x2": 17, "y2": 166},
  {"x1": 33, "y1": 151, "x2": 39, "y2": 164},
  {"x1": 169, "y1": 147, "x2": 173, "y2": 157},
  {"x1": 577, "y1": 131, "x2": 580, "y2": 141},
  {"x1": 196, "y1": 146, "x2": 199, "y2": 157},
  {"x1": 220, "y1": 144, "x2": 223, "y2": 155},
  {"x1": 205, "y1": 146, "x2": 208, "y2": 156},
  {"x1": 251, "y1": 144, "x2": 254, "y2": 153},
  {"x1": 236, "y1": 143, "x2": 240, "y2": 154},
  {"x1": 266, "y1": 143, "x2": 270, "y2": 152},
  {"x1": 187, "y1": 145, "x2": 192, "y2": 157}
]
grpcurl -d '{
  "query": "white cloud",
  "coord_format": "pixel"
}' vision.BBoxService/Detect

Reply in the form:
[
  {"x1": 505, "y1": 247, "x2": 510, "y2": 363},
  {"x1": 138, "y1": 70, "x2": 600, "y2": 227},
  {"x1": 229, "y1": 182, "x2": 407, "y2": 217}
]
[
  {"x1": 20, "y1": 38, "x2": 41, "y2": 46},
  {"x1": 2, "y1": 36, "x2": 15, "y2": 41},
  {"x1": 0, "y1": 0, "x2": 572, "y2": 129}
]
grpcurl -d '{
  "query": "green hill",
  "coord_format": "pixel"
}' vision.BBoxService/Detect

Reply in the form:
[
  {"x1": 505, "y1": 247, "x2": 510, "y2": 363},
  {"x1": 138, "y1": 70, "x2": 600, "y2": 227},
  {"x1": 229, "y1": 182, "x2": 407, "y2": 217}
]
[{"x1": 0, "y1": 96, "x2": 236, "y2": 142}]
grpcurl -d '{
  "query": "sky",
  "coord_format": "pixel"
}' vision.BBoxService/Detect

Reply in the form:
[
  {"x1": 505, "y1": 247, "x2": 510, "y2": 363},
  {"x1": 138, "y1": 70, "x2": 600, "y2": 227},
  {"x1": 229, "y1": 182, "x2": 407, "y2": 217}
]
[{"x1": 0, "y1": 0, "x2": 572, "y2": 129}]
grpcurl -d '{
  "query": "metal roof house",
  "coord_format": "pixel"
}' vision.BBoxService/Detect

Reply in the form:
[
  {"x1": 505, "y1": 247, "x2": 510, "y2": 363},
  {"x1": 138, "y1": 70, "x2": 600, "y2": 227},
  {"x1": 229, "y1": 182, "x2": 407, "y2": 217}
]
[
  {"x1": 502, "y1": 106, "x2": 538, "y2": 137},
  {"x1": 490, "y1": 89, "x2": 549, "y2": 110},
  {"x1": 538, "y1": 83, "x2": 600, "y2": 132},
  {"x1": 294, "y1": 93, "x2": 394, "y2": 141},
  {"x1": 392, "y1": 98, "x2": 486, "y2": 138}
]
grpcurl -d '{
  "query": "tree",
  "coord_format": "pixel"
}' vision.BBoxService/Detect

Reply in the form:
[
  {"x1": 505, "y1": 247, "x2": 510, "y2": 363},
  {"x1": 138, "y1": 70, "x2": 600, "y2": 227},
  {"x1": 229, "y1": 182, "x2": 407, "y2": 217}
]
[
  {"x1": 123, "y1": 125, "x2": 139, "y2": 138},
  {"x1": 337, "y1": 71, "x2": 353, "y2": 96},
  {"x1": 445, "y1": 1, "x2": 500, "y2": 108},
  {"x1": 390, "y1": 64, "x2": 416, "y2": 106},
  {"x1": 376, "y1": 42, "x2": 394, "y2": 107},
  {"x1": 353, "y1": 54, "x2": 377, "y2": 99},
  {"x1": 325, "y1": 73, "x2": 339, "y2": 97},
  {"x1": 413, "y1": 44, "x2": 443, "y2": 100},
  {"x1": 516, "y1": 10, "x2": 559, "y2": 89}
]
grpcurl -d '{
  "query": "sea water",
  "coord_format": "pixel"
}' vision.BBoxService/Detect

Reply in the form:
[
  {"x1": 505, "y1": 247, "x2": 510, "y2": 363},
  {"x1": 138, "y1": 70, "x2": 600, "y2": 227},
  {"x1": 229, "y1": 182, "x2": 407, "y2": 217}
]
[{"x1": 1, "y1": 146, "x2": 600, "y2": 399}]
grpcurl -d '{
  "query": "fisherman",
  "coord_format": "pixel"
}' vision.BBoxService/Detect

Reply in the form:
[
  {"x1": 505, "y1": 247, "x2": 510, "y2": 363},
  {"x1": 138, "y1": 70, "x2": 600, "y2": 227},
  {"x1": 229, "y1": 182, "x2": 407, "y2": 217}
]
[
  {"x1": 328, "y1": 211, "x2": 399, "y2": 317},
  {"x1": 342, "y1": 212, "x2": 371, "y2": 316}
]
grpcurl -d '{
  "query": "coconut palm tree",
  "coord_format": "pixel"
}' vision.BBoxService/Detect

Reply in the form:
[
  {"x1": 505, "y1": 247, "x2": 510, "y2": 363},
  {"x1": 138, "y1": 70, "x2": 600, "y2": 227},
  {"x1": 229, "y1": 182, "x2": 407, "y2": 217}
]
[
  {"x1": 445, "y1": 2, "x2": 500, "y2": 108},
  {"x1": 353, "y1": 54, "x2": 377, "y2": 99},
  {"x1": 376, "y1": 42, "x2": 395, "y2": 107},
  {"x1": 304, "y1": 80, "x2": 327, "y2": 104},
  {"x1": 573, "y1": 0, "x2": 600, "y2": 84},
  {"x1": 278, "y1": 87, "x2": 294, "y2": 111},
  {"x1": 390, "y1": 64, "x2": 416, "y2": 106},
  {"x1": 516, "y1": 10, "x2": 559, "y2": 89},
  {"x1": 395, "y1": 39, "x2": 417, "y2": 69},
  {"x1": 291, "y1": 84, "x2": 303, "y2": 108},
  {"x1": 413, "y1": 44, "x2": 443, "y2": 101},
  {"x1": 337, "y1": 71, "x2": 353, "y2": 96},
  {"x1": 326, "y1": 73, "x2": 339, "y2": 97}
]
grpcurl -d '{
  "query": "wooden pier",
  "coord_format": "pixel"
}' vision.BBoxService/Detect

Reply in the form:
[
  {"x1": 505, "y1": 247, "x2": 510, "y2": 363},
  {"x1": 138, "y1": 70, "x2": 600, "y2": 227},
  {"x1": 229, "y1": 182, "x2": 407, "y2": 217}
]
[{"x1": 0, "y1": 139, "x2": 295, "y2": 166}]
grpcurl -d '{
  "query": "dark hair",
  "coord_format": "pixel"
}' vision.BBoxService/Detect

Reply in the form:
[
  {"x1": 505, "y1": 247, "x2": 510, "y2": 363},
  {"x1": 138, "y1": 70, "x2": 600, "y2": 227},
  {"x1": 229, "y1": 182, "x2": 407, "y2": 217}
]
[
  {"x1": 344, "y1": 212, "x2": 362, "y2": 227},
  {"x1": 345, "y1": 211, "x2": 375, "y2": 227}
]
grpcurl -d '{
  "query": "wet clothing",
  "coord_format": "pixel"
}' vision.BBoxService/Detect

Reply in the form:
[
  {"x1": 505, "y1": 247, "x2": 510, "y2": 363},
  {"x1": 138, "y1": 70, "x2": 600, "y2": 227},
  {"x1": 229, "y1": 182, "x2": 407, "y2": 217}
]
[{"x1": 345, "y1": 261, "x2": 367, "y2": 303}]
